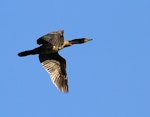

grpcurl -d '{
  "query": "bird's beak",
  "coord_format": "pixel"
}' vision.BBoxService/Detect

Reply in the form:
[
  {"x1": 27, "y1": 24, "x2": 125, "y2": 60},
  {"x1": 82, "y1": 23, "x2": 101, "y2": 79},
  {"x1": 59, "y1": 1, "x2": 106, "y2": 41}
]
[
  {"x1": 84, "y1": 38, "x2": 93, "y2": 42},
  {"x1": 88, "y1": 39, "x2": 93, "y2": 41}
]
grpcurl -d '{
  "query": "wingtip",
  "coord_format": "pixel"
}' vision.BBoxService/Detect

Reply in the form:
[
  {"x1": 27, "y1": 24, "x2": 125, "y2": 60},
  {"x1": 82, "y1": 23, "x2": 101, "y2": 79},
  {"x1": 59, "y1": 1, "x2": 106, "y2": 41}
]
[{"x1": 59, "y1": 85, "x2": 69, "y2": 93}]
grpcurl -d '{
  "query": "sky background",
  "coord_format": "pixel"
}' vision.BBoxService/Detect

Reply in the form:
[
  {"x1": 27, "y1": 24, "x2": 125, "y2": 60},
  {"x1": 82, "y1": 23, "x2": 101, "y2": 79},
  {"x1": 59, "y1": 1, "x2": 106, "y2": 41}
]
[{"x1": 1, "y1": 0, "x2": 150, "y2": 117}]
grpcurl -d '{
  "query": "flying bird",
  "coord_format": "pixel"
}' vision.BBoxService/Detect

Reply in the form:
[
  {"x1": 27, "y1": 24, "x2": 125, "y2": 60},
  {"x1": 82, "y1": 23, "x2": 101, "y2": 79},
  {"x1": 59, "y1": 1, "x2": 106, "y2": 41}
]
[{"x1": 18, "y1": 30, "x2": 92, "y2": 93}]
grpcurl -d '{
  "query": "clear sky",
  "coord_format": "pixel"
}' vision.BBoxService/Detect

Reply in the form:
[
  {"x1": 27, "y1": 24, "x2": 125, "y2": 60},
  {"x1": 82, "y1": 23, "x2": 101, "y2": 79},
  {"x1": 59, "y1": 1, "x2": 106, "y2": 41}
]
[{"x1": 1, "y1": 0, "x2": 150, "y2": 117}]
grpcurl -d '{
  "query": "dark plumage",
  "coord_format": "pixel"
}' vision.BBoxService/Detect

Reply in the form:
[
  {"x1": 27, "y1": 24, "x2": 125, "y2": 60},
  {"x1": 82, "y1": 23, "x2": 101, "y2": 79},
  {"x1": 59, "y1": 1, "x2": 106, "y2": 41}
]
[{"x1": 18, "y1": 30, "x2": 92, "y2": 93}]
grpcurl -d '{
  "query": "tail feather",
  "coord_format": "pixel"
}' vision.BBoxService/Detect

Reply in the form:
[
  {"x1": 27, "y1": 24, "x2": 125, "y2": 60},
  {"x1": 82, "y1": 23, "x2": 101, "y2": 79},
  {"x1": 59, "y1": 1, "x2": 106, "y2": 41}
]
[{"x1": 18, "y1": 48, "x2": 39, "y2": 57}]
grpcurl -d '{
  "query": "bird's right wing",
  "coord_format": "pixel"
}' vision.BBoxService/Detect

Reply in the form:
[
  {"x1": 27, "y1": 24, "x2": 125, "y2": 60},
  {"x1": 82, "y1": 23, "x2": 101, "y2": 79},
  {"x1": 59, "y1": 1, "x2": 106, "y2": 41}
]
[
  {"x1": 39, "y1": 53, "x2": 68, "y2": 93},
  {"x1": 37, "y1": 30, "x2": 64, "y2": 47}
]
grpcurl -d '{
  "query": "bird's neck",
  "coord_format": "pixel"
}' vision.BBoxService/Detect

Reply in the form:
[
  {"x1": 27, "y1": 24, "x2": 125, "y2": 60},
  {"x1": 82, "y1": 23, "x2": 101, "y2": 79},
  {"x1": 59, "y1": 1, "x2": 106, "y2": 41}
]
[
  {"x1": 62, "y1": 38, "x2": 87, "y2": 48},
  {"x1": 63, "y1": 40, "x2": 72, "y2": 48}
]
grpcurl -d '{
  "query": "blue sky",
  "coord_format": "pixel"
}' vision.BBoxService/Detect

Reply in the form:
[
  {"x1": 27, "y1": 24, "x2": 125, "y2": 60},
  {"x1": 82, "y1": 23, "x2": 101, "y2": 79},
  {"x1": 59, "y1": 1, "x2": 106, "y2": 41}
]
[{"x1": 1, "y1": 0, "x2": 150, "y2": 117}]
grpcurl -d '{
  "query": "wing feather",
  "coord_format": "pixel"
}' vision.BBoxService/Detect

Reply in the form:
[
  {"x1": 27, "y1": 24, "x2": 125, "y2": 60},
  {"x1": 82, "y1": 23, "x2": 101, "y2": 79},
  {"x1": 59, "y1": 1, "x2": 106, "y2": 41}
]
[
  {"x1": 39, "y1": 53, "x2": 68, "y2": 93},
  {"x1": 37, "y1": 30, "x2": 64, "y2": 48}
]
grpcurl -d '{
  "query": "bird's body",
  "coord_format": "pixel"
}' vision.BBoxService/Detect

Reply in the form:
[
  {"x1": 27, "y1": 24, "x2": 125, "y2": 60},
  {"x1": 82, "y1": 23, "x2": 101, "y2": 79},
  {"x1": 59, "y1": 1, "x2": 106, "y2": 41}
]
[{"x1": 18, "y1": 30, "x2": 92, "y2": 93}]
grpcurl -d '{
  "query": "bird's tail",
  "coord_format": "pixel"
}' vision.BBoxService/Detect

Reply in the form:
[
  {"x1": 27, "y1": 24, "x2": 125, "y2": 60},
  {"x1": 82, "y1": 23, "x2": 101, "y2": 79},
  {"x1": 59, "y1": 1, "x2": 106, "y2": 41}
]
[{"x1": 18, "y1": 48, "x2": 39, "y2": 57}]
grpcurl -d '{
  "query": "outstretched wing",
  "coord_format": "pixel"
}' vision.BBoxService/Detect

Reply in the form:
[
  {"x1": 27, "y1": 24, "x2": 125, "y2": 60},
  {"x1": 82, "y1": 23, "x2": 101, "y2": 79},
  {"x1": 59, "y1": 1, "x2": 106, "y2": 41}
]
[
  {"x1": 39, "y1": 52, "x2": 68, "y2": 93},
  {"x1": 37, "y1": 30, "x2": 64, "y2": 47}
]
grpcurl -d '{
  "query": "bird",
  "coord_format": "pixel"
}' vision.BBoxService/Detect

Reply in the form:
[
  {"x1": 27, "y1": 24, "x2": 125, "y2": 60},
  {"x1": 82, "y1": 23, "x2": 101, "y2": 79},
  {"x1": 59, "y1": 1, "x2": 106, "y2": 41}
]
[{"x1": 18, "y1": 30, "x2": 92, "y2": 93}]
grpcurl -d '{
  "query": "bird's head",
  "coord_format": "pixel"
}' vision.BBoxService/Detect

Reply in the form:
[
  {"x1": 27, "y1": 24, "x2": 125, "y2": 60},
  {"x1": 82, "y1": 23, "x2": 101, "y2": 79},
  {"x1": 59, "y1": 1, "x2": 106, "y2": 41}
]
[
  {"x1": 83, "y1": 38, "x2": 93, "y2": 42},
  {"x1": 68, "y1": 38, "x2": 93, "y2": 44}
]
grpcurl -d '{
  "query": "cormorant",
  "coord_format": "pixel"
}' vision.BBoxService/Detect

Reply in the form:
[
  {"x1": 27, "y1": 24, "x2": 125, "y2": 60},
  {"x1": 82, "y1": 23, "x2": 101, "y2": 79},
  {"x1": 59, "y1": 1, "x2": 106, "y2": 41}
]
[{"x1": 18, "y1": 30, "x2": 92, "y2": 93}]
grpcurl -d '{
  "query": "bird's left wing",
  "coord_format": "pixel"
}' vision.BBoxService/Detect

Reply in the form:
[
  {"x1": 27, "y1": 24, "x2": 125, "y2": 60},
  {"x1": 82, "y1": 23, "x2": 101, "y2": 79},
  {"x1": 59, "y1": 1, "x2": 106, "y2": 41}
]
[
  {"x1": 39, "y1": 52, "x2": 68, "y2": 93},
  {"x1": 37, "y1": 30, "x2": 64, "y2": 47}
]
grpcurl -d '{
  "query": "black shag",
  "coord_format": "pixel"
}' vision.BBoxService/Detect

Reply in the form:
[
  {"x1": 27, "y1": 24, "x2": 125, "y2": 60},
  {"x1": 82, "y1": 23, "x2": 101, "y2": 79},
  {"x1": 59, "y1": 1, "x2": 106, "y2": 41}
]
[{"x1": 18, "y1": 30, "x2": 92, "y2": 93}]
